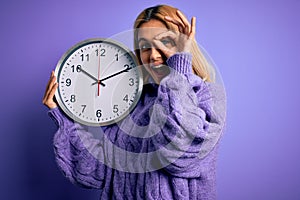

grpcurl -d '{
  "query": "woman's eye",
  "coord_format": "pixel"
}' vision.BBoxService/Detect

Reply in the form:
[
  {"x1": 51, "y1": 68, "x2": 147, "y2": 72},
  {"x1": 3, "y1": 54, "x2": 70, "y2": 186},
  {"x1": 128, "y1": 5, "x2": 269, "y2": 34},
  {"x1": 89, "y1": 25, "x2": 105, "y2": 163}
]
[
  {"x1": 139, "y1": 43, "x2": 151, "y2": 51},
  {"x1": 161, "y1": 39, "x2": 170, "y2": 45},
  {"x1": 161, "y1": 38, "x2": 175, "y2": 47}
]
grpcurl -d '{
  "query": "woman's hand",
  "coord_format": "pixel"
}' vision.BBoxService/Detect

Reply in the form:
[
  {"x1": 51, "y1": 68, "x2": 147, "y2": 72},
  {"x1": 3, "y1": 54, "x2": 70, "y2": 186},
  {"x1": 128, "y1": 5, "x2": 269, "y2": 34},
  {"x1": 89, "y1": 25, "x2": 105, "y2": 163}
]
[
  {"x1": 153, "y1": 10, "x2": 196, "y2": 58},
  {"x1": 42, "y1": 71, "x2": 58, "y2": 109}
]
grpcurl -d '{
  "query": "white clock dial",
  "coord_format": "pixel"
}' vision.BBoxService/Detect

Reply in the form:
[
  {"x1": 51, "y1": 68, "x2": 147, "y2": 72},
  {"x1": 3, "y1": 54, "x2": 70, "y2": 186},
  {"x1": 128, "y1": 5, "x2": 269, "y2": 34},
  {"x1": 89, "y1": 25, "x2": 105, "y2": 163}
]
[{"x1": 54, "y1": 38, "x2": 143, "y2": 126}]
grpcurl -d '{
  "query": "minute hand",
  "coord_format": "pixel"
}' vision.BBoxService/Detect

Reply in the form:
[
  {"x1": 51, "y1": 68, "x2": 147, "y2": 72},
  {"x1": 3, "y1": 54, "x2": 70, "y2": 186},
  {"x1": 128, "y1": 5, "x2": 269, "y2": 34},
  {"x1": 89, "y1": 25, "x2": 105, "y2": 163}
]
[
  {"x1": 80, "y1": 68, "x2": 105, "y2": 86},
  {"x1": 92, "y1": 66, "x2": 132, "y2": 85}
]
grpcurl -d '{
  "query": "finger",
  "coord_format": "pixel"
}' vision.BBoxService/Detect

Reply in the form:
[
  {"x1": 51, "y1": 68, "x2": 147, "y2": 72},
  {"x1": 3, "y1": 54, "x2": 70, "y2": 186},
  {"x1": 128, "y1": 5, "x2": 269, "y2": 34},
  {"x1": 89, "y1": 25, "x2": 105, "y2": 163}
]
[
  {"x1": 44, "y1": 71, "x2": 54, "y2": 93},
  {"x1": 152, "y1": 39, "x2": 174, "y2": 58},
  {"x1": 176, "y1": 10, "x2": 191, "y2": 34},
  {"x1": 43, "y1": 72, "x2": 56, "y2": 100},
  {"x1": 152, "y1": 39, "x2": 168, "y2": 51},
  {"x1": 48, "y1": 82, "x2": 58, "y2": 100},
  {"x1": 190, "y1": 17, "x2": 196, "y2": 39},
  {"x1": 43, "y1": 82, "x2": 58, "y2": 108},
  {"x1": 43, "y1": 73, "x2": 53, "y2": 100},
  {"x1": 164, "y1": 16, "x2": 184, "y2": 33},
  {"x1": 153, "y1": 31, "x2": 178, "y2": 51},
  {"x1": 154, "y1": 30, "x2": 177, "y2": 40},
  {"x1": 46, "y1": 74, "x2": 56, "y2": 96}
]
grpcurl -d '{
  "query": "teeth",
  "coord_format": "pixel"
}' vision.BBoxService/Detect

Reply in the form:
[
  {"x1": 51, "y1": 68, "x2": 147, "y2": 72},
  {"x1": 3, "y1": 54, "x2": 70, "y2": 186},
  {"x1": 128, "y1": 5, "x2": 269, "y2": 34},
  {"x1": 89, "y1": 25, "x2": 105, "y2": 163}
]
[{"x1": 151, "y1": 64, "x2": 165, "y2": 69}]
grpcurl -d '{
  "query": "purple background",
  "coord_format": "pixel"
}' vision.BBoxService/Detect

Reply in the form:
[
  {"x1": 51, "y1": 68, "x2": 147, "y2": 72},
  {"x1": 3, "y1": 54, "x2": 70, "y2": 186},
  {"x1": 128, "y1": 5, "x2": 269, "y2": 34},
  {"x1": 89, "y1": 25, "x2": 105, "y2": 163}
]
[{"x1": 1, "y1": 0, "x2": 299, "y2": 199}]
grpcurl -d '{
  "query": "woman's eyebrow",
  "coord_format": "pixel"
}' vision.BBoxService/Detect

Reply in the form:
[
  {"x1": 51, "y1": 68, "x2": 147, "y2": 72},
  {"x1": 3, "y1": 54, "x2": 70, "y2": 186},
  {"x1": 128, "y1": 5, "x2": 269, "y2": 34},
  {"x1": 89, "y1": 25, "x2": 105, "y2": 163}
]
[{"x1": 138, "y1": 38, "x2": 147, "y2": 44}]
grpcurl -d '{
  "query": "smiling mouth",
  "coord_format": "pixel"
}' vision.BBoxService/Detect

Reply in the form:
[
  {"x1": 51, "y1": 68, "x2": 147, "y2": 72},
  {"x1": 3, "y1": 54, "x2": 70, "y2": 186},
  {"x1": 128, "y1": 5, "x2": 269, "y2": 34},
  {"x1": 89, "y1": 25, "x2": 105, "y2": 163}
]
[
  {"x1": 151, "y1": 64, "x2": 166, "y2": 69},
  {"x1": 150, "y1": 64, "x2": 169, "y2": 76}
]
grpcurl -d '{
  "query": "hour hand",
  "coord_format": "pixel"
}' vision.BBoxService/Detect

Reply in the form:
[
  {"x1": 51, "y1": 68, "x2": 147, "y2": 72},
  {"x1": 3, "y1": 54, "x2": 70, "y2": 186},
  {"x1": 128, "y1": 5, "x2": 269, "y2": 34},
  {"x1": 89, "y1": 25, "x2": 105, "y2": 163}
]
[{"x1": 80, "y1": 68, "x2": 105, "y2": 86}]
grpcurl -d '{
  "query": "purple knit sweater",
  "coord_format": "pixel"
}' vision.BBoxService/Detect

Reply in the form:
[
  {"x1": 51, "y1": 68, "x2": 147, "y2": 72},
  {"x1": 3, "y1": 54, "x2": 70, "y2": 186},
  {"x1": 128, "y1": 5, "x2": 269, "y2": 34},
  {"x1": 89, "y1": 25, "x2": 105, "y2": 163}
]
[{"x1": 48, "y1": 53, "x2": 225, "y2": 199}]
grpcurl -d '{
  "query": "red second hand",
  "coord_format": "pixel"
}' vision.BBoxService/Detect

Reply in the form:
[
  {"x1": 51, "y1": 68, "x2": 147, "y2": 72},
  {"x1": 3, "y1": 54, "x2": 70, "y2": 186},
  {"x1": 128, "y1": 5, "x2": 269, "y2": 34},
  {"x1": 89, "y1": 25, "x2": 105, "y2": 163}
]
[{"x1": 97, "y1": 48, "x2": 101, "y2": 96}]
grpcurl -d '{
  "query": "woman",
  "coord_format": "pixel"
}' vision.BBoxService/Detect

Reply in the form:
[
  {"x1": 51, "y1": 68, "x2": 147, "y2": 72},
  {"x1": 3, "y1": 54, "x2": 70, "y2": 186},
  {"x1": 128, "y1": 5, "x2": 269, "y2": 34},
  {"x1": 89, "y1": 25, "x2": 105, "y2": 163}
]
[{"x1": 43, "y1": 4, "x2": 225, "y2": 200}]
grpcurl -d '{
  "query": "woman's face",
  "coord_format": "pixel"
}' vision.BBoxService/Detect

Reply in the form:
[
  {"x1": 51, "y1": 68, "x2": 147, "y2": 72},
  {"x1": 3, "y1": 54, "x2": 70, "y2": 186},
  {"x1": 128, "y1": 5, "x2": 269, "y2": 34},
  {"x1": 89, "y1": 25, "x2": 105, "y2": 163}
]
[{"x1": 137, "y1": 19, "x2": 172, "y2": 84}]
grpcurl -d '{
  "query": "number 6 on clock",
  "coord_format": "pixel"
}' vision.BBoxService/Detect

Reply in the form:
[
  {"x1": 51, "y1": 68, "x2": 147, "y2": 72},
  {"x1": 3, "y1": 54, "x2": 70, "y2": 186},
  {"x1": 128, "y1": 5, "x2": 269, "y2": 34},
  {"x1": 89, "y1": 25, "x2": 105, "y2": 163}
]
[{"x1": 54, "y1": 38, "x2": 143, "y2": 126}]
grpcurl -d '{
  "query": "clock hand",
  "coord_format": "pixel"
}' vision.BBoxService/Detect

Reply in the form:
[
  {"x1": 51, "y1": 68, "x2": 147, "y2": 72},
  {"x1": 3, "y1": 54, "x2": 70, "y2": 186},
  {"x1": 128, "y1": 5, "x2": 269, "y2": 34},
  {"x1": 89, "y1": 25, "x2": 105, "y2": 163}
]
[
  {"x1": 80, "y1": 67, "x2": 105, "y2": 86},
  {"x1": 91, "y1": 66, "x2": 132, "y2": 86},
  {"x1": 97, "y1": 48, "x2": 101, "y2": 96}
]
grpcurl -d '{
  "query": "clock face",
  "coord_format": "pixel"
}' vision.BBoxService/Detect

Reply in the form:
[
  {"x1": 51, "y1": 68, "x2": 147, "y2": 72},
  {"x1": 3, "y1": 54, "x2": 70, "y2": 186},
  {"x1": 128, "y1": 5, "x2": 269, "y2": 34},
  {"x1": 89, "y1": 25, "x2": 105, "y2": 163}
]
[{"x1": 54, "y1": 38, "x2": 143, "y2": 126}]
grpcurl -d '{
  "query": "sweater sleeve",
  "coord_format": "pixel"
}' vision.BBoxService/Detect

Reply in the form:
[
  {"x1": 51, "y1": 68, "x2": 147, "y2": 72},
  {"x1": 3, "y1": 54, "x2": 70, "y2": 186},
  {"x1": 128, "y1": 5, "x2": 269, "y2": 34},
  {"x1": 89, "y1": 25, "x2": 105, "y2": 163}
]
[
  {"x1": 149, "y1": 52, "x2": 226, "y2": 178},
  {"x1": 48, "y1": 107, "x2": 108, "y2": 189}
]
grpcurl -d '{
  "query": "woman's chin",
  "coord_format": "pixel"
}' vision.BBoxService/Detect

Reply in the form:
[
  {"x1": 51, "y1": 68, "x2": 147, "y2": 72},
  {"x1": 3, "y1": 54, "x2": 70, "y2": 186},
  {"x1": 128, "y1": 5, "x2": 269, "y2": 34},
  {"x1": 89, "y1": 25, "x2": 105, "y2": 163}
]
[{"x1": 151, "y1": 67, "x2": 170, "y2": 84}]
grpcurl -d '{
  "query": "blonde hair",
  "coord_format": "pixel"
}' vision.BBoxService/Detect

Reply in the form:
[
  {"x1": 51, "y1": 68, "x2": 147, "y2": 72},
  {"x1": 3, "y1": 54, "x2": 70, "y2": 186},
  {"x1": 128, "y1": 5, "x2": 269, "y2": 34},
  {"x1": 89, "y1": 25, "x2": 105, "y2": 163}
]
[{"x1": 133, "y1": 4, "x2": 215, "y2": 82}]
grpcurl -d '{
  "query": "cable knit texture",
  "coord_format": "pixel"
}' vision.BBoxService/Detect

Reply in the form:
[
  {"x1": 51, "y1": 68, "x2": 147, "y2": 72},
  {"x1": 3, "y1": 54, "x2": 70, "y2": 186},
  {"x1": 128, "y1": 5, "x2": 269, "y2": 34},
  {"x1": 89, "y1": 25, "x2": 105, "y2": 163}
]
[{"x1": 49, "y1": 52, "x2": 226, "y2": 200}]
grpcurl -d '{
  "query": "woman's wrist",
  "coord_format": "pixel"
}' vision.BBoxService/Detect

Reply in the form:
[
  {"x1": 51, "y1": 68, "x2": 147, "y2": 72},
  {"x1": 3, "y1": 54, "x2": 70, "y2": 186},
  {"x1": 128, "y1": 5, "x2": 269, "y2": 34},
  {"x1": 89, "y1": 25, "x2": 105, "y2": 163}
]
[{"x1": 166, "y1": 52, "x2": 192, "y2": 74}]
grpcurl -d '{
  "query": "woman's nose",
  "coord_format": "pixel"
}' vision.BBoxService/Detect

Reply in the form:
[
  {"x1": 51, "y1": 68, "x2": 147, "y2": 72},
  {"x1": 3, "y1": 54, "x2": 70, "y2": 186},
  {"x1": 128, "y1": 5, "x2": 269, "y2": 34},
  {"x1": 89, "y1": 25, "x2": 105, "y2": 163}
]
[{"x1": 150, "y1": 47, "x2": 161, "y2": 61}]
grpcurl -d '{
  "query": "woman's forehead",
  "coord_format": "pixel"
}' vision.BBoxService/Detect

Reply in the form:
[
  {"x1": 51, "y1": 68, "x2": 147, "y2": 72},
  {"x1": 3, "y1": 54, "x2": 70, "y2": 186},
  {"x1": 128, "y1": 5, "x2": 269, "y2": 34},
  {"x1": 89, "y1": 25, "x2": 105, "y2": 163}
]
[{"x1": 137, "y1": 19, "x2": 168, "y2": 41}]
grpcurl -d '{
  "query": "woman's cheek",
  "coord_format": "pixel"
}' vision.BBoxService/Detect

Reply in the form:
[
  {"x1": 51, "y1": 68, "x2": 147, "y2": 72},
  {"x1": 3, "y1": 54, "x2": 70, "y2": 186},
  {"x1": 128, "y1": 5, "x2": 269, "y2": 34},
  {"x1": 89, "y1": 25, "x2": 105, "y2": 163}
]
[{"x1": 140, "y1": 52, "x2": 151, "y2": 66}]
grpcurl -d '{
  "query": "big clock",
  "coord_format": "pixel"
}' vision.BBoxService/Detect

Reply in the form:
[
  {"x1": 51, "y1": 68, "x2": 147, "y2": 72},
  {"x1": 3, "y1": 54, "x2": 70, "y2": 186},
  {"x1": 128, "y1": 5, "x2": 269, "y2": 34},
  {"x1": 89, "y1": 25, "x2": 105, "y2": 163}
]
[{"x1": 54, "y1": 38, "x2": 143, "y2": 126}]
